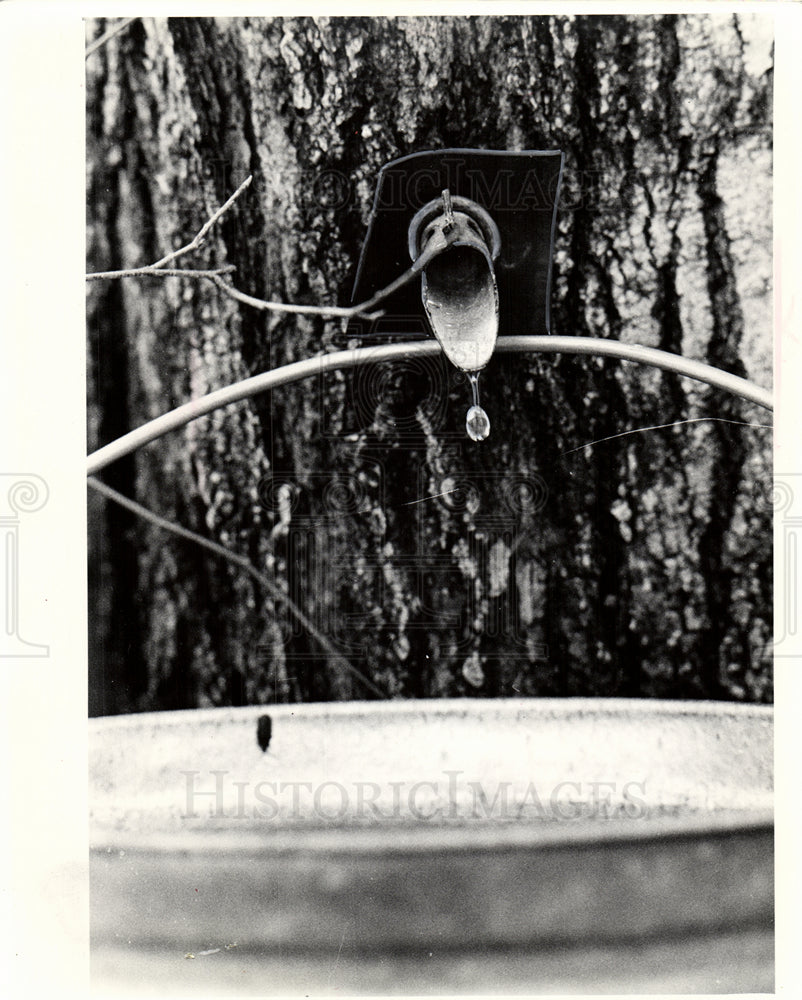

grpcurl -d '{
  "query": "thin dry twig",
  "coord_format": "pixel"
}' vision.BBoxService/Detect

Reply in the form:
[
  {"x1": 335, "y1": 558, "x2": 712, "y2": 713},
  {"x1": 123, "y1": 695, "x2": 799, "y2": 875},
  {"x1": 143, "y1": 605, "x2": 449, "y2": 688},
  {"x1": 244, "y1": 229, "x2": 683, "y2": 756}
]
[
  {"x1": 560, "y1": 416, "x2": 773, "y2": 457},
  {"x1": 86, "y1": 174, "x2": 451, "y2": 321},
  {"x1": 86, "y1": 175, "x2": 253, "y2": 280},
  {"x1": 86, "y1": 173, "x2": 391, "y2": 320},
  {"x1": 86, "y1": 265, "x2": 236, "y2": 281},
  {"x1": 85, "y1": 17, "x2": 139, "y2": 59},
  {"x1": 207, "y1": 226, "x2": 447, "y2": 321},
  {"x1": 87, "y1": 476, "x2": 388, "y2": 700},
  {"x1": 350, "y1": 229, "x2": 448, "y2": 315},
  {"x1": 206, "y1": 274, "x2": 383, "y2": 321},
  {"x1": 150, "y1": 175, "x2": 254, "y2": 269}
]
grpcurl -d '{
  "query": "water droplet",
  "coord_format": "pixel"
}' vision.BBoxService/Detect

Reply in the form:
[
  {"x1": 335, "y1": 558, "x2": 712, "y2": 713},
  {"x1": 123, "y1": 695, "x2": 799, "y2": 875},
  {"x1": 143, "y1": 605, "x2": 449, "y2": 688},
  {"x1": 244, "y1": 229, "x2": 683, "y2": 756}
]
[
  {"x1": 466, "y1": 371, "x2": 490, "y2": 441},
  {"x1": 466, "y1": 405, "x2": 490, "y2": 441}
]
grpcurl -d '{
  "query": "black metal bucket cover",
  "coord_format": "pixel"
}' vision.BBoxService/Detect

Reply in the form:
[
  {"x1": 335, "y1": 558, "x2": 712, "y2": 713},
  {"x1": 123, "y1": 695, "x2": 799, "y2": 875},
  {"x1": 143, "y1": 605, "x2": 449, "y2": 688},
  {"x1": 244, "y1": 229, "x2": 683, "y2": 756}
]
[{"x1": 350, "y1": 148, "x2": 564, "y2": 339}]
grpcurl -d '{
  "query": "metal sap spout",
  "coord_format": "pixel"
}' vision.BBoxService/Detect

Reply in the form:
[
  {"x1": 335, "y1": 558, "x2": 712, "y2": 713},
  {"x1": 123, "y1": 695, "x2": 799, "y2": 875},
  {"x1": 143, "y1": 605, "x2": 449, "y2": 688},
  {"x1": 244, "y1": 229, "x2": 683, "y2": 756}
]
[{"x1": 408, "y1": 189, "x2": 501, "y2": 374}]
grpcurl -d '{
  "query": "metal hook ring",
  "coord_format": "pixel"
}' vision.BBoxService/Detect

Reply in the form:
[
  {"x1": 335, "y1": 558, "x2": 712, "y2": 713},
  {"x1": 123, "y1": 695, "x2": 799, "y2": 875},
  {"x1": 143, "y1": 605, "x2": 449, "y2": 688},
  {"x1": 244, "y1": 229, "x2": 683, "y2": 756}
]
[{"x1": 407, "y1": 194, "x2": 502, "y2": 263}]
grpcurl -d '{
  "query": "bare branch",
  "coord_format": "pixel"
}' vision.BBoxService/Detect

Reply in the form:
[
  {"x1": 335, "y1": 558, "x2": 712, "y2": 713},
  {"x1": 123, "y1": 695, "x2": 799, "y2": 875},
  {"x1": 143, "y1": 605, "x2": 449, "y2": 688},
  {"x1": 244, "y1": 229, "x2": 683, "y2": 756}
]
[
  {"x1": 348, "y1": 229, "x2": 448, "y2": 315},
  {"x1": 85, "y1": 17, "x2": 139, "y2": 59},
  {"x1": 206, "y1": 274, "x2": 385, "y2": 321},
  {"x1": 86, "y1": 175, "x2": 252, "y2": 281},
  {"x1": 86, "y1": 266, "x2": 236, "y2": 281},
  {"x1": 204, "y1": 232, "x2": 448, "y2": 321},
  {"x1": 559, "y1": 417, "x2": 773, "y2": 457},
  {"x1": 85, "y1": 173, "x2": 446, "y2": 323},
  {"x1": 148, "y1": 173, "x2": 254, "y2": 270},
  {"x1": 88, "y1": 476, "x2": 389, "y2": 700}
]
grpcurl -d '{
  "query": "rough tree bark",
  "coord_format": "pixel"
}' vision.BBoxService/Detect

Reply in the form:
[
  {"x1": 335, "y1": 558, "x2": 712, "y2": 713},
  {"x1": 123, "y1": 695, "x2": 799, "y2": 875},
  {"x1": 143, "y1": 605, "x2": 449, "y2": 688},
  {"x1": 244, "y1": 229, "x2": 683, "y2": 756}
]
[{"x1": 86, "y1": 14, "x2": 773, "y2": 715}]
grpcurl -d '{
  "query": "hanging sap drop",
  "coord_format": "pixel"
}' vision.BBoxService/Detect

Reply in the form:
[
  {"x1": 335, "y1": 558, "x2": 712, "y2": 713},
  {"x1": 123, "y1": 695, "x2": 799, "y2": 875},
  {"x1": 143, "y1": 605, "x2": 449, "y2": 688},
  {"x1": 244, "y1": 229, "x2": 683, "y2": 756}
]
[
  {"x1": 465, "y1": 371, "x2": 490, "y2": 441},
  {"x1": 466, "y1": 404, "x2": 491, "y2": 441}
]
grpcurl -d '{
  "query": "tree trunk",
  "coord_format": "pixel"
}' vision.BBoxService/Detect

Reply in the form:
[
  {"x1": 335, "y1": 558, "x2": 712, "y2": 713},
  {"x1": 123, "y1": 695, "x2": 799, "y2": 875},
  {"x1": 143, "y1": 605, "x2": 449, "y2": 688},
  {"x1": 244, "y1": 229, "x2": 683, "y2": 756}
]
[{"x1": 86, "y1": 14, "x2": 773, "y2": 714}]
